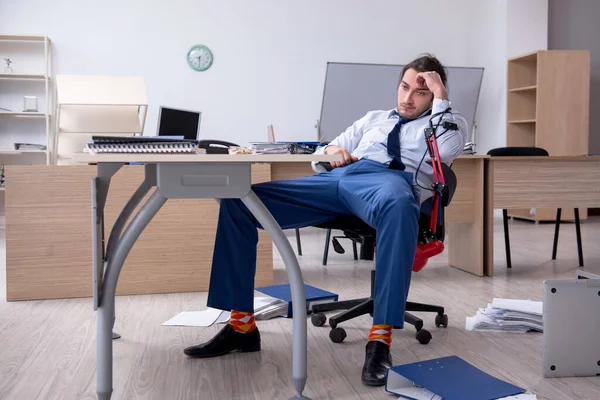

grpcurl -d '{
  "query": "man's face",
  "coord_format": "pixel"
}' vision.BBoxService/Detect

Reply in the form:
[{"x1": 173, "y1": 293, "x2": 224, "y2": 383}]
[{"x1": 397, "y1": 68, "x2": 434, "y2": 119}]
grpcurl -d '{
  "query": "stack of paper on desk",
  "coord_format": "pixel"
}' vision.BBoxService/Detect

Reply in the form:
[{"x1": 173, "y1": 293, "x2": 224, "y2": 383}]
[
  {"x1": 466, "y1": 298, "x2": 543, "y2": 333},
  {"x1": 249, "y1": 142, "x2": 292, "y2": 154}
]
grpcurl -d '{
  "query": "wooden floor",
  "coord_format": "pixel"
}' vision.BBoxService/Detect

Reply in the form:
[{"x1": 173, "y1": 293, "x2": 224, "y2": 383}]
[{"x1": 1, "y1": 214, "x2": 600, "y2": 400}]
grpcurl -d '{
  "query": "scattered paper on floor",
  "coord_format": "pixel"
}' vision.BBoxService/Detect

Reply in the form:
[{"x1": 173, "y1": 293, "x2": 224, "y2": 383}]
[{"x1": 466, "y1": 298, "x2": 543, "y2": 333}]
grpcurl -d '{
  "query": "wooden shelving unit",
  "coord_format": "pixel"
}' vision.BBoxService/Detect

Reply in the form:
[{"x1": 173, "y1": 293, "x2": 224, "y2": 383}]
[
  {"x1": 0, "y1": 73, "x2": 47, "y2": 80},
  {"x1": 506, "y1": 50, "x2": 590, "y2": 222},
  {"x1": 0, "y1": 35, "x2": 52, "y2": 193}
]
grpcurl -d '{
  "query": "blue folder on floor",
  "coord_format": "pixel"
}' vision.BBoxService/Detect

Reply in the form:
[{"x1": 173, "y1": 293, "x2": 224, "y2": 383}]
[
  {"x1": 385, "y1": 356, "x2": 525, "y2": 400},
  {"x1": 254, "y1": 283, "x2": 338, "y2": 318}
]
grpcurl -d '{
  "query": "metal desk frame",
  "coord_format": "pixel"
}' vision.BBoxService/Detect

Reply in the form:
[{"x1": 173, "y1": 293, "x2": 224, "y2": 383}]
[{"x1": 90, "y1": 159, "x2": 319, "y2": 400}]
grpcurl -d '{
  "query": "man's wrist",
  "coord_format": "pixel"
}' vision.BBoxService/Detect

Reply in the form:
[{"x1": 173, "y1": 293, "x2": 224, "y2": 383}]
[
  {"x1": 324, "y1": 145, "x2": 339, "y2": 154},
  {"x1": 433, "y1": 87, "x2": 448, "y2": 101}
]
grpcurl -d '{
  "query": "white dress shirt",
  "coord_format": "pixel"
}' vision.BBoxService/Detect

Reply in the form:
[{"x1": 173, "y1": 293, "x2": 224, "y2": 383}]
[{"x1": 312, "y1": 98, "x2": 468, "y2": 204}]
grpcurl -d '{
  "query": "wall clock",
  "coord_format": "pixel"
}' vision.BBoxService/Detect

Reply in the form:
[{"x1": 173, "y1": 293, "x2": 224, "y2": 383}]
[{"x1": 187, "y1": 44, "x2": 213, "y2": 71}]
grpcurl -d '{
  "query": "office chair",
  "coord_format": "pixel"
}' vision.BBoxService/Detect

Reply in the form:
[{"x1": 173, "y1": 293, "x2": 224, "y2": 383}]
[
  {"x1": 310, "y1": 132, "x2": 457, "y2": 345},
  {"x1": 486, "y1": 147, "x2": 583, "y2": 268}
]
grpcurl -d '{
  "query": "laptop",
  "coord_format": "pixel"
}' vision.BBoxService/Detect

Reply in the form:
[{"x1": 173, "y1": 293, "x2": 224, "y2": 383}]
[
  {"x1": 542, "y1": 278, "x2": 600, "y2": 378},
  {"x1": 156, "y1": 106, "x2": 201, "y2": 141}
]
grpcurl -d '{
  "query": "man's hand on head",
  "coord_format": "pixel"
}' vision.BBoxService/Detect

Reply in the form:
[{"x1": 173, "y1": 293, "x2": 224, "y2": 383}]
[
  {"x1": 416, "y1": 71, "x2": 448, "y2": 101},
  {"x1": 325, "y1": 145, "x2": 358, "y2": 168}
]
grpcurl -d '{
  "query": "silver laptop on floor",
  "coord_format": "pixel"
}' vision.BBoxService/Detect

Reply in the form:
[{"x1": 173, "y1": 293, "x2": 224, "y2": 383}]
[{"x1": 542, "y1": 278, "x2": 600, "y2": 378}]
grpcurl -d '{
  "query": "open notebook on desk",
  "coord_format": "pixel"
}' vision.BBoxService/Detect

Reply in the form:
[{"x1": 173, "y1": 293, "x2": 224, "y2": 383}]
[{"x1": 84, "y1": 135, "x2": 205, "y2": 154}]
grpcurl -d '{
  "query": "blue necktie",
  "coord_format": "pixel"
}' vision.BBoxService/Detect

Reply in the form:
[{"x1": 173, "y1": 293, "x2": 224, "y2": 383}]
[{"x1": 386, "y1": 110, "x2": 432, "y2": 170}]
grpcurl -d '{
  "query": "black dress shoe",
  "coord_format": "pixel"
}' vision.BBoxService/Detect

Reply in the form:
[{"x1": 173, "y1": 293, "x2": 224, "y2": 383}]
[
  {"x1": 361, "y1": 341, "x2": 392, "y2": 386},
  {"x1": 184, "y1": 324, "x2": 261, "y2": 358}
]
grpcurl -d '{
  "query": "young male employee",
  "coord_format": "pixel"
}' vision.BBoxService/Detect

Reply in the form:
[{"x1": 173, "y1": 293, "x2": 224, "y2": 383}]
[{"x1": 184, "y1": 54, "x2": 468, "y2": 387}]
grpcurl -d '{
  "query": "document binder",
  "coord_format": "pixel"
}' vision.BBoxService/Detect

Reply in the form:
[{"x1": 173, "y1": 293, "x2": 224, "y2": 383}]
[
  {"x1": 385, "y1": 355, "x2": 525, "y2": 400},
  {"x1": 85, "y1": 136, "x2": 202, "y2": 154}
]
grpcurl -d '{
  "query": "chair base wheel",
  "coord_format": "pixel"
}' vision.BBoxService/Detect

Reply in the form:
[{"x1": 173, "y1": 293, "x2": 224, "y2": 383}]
[
  {"x1": 311, "y1": 312, "x2": 327, "y2": 327},
  {"x1": 435, "y1": 314, "x2": 448, "y2": 328},
  {"x1": 330, "y1": 327, "x2": 347, "y2": 343},
  {"x1": 416, "y1": 329, "x2": 432, "y2": 344}
]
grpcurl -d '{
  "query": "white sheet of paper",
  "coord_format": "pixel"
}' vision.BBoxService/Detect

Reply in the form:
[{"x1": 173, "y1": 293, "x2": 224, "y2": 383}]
[
  {"x1": 215, "y1": 311, "x2": 231, "y2": 324},
  {"x1": 162, "y1": 308, "x2": 223, "y2": 327},
  {"x1": 254, "y1": 296, "x2": 280, "y2": 311},
  {"x1": 498, "y1": 394, "x2": 537, "y2": 400},
  {"x1": 491, "y1": 298, "x2": 542, "y2": 316}
]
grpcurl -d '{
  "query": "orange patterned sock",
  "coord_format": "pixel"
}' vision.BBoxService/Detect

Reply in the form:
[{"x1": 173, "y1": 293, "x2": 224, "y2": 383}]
[
  {"x1": 368, "y1": 324, "x2": 392, "y2": 346},
  {"x1": 229, "y1": 310, "x2": 257, "y2": 333}
]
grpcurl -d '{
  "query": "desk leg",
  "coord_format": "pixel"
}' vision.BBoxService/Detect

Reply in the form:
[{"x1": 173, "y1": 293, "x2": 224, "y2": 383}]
[
  {"x1": 241, "y1": 190, "x2": 311, "y2": 400},
  {"x1": 106, "y1": 164, "x2": 156, "y2": 261},
  {"x1": 97, "y1": 190, "x2": 167, "y2": 400},
  {"x1": 447, "y1": 158, "x2": 486, "y2": 276}
]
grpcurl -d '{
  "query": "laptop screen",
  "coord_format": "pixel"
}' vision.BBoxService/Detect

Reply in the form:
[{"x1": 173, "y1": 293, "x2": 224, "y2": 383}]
[{"x1": 157, "y1": 107, "x2": 201, "y2": 140}]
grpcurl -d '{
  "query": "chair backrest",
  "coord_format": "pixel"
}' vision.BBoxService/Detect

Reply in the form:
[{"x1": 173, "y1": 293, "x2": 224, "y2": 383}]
[
  {"x1": 441, "y1": 164, "x2": 457, "y2": 206},
  {"x1": 487, "y1": 146, "x2": 549, "y2": 157},
  {"x1": 418, "y1": 164, "x2": 457, "y2": 243}
]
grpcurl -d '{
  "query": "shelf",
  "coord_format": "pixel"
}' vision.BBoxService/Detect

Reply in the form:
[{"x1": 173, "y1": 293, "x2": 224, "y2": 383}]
[
  {"x1": 508, "y1": 53, "x2": 537, "y2": 89},
  {"x1": 0, "y1": 150, "x2": 48, "y2": 155},
  {"x1": 507, "y1": 121, "x2": 535, "y2": 147},
  {"x1": 0, "y1": 35, "x2": 47, "y2": 42},
  {"x1": 509, "y1": 85, "x2": 537, "y2": 92},
  {"x1": 508, "y1": 51, "x2": 538, "y2": 62},
  {"x1": 0, "y1": 34, "x2": 52, "y2": 167},
  {"x1": 0, "y1": 73, "x2": 47, "y2": 80},
  {"x1": 0, "y1": 112, "x2": 48, "y2": 117},
  {"x1": 508, "y1": 119, "x2": 536, "y2": 124}
]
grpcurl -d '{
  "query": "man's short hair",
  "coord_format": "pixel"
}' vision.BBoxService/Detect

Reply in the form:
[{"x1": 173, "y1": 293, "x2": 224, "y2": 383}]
[{"x1": 400, "y1": 54, "x2": 448, "y2": 87}]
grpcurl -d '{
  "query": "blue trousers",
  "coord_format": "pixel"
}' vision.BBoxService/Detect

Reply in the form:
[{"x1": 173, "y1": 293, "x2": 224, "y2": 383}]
[{"x1": 206, "y1": 159, "x2": 421, "y2": 327}]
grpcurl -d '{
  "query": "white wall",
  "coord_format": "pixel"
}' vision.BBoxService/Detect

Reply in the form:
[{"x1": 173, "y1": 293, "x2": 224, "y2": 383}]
[
  {"x1": 0, "y1": 0, "x2": 544, "y2": 153},
  {"x1": 507, "y1": 0, "x2": 548, "y2": 59}
]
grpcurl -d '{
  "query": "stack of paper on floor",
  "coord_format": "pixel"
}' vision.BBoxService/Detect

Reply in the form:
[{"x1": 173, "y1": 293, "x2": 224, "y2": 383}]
[
  {"x1": 385, "y1": 355, "x2": 529, "y2": 400},
  {"x1": 163, "y1": 284, "x2": 338, "y2": 327},
  {"x1": 466, "y1": 298, "x2": 543, "y2": 333}
]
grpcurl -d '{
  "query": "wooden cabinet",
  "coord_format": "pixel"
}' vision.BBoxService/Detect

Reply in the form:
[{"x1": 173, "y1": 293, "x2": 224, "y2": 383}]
[{"x1": 506, "y1": 50, "x2": 590, "y2": 221}]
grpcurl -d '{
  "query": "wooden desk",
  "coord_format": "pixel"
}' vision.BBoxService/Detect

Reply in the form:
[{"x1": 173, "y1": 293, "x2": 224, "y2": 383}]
[
  {"x1": 4, "y1": 155, "x2": 489, "y2": 301},
  {"x1": 5, "y1": 161, "x2": 327, "y2": 302},
  {"x1": 5, "y1": 164, "x2": 276, "y2": 301},
  {"x1": 484, "y1": 156, "x2": 600, "y2": 276},
  {"x1": 270, "y1": 156, "x2": 490, "y2": 277}
]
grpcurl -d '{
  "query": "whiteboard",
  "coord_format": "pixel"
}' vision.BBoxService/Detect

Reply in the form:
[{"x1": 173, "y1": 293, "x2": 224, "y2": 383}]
[{"x1": 318, "y1": 62, "x2": 484, "y2": 142}]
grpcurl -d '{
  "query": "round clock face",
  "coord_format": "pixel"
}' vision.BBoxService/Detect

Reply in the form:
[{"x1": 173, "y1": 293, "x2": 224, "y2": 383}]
[{"x1": 187, "y1": 45, "x2": 213, "y2": 71}]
